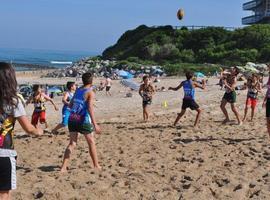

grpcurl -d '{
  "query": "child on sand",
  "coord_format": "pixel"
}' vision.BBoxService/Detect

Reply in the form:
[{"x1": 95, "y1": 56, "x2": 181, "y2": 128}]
[
  {"x1": 220, "y1": 67, "x2": 242, "y2": 125},
  {"x1": 168, "y1": 71, "x2": 205, "y2": 127},
  {"x1": 243, "y1": 74, "x2": 261, "y2": 122},
  {"x1": 52, "y1": 82, "x2": 76, "y2": 134},
  {"x1": 0, "y1": 62, "x2": 43, "y2": 200},
  {"x1": 139, "y1": 75, "x2": 155, "y2": 121},
  {"x1": 26, "y1": 85, "x2": 58, "y2": 129},
  {"x1": 60, "y1": 72, "x2": 101, "y2": 172}
]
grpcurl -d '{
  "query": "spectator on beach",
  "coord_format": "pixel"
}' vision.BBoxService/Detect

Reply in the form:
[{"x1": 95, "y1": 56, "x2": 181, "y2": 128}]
[
  {"x1": 0, "y1": 62, "x2": 43, "y2": 200},
  {"x1": 105, "y1": 76, "x2": 112, "y2": 96}
]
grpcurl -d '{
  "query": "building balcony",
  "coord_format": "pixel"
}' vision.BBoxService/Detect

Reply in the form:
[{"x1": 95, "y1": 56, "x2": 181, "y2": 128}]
[
  {"x1": 242, "y1": 12, "x2": 270, "y2": 24},
  {"x1": 243, "y1": 0, "x2": 262, "y2": 10}
]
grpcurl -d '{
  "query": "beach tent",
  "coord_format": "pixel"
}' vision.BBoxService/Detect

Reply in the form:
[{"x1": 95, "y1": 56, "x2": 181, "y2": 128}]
[
  {"x1": 120, "y1": 79, "x2": 140, "y2": 91},
  {"x1": 194, "y1": 72, "x2": 205, "y2": 78},
  {"x1": 117, "y1": 70, "x2": 134, "y2": 79}
]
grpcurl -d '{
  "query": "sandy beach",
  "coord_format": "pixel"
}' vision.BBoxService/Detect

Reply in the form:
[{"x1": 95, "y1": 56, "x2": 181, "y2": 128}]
[{"x1": 13, "y1": 71, "x2": 270, "y2": 199}]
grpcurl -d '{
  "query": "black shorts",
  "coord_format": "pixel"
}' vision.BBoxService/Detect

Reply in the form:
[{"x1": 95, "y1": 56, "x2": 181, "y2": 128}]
[
  {"x1": 182, "y1": 98, "x2": 199, "y2": 110},
  {"x1": 106, "y1": 86, "x2": 111, "y2": 91},
  {"x1": 143, "y1": 100, "x2": 152, "y2": 107},
  {"x1": 266, "y1": 99, "x2": 270, "y2": 118},
  {"x1": 0, "y1": 157, "x2": 16, "y2": 191},
  {"x1": 223, "y1": 91, "x2": 236, "y2": 103}
]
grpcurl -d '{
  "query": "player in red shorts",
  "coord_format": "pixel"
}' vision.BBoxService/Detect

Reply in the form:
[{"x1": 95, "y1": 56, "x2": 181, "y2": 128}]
[
  {"x1": 243, "y1": 74, "x2": 261, "y2": 122},
  {"x1": 27, "y1": 85, "x2": 58, "y2": 128}
]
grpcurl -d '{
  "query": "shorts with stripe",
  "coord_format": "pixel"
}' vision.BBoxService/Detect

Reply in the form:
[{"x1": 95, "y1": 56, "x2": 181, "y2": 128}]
[{"x1": 0, "y1": 157, "x2": 16, "y2": 191}]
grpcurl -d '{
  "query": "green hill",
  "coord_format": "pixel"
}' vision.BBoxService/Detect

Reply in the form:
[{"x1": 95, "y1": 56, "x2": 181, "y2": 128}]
[{"x1": 102, "y1": 24, "x2": 270, "y2": 66}]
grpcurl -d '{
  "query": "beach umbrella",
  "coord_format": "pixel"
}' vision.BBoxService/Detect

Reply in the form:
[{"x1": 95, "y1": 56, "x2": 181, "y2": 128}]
[
  {"x1": 117, "y1": 70, "x2": 134, "y2": 79},
  {"x1": 120, "y1": 79, "x2": 140, "y2": 91},
  {"x1": 194, "y1": 72, "x2": 205, "y2": 78},
  {"x1": 48, "y1": 86, "x2": 62, "y2": 94}
]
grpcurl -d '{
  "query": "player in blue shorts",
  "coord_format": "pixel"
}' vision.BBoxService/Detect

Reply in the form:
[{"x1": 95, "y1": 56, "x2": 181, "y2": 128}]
[{"x1": 52, "y1": 82, "x2": 76, "y2": 134}]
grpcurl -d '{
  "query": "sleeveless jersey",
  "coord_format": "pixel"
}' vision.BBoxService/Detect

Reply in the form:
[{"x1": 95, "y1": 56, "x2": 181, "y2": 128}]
[
  {"x1": 183, "y1": 80, "x2": 195, "y2": 100},
  {"x1": 62, "y1": 91, "x2": 74, "y2": 112},
  {"x1": 69, "y1": 87, "x2": 92, "y2": 124}
]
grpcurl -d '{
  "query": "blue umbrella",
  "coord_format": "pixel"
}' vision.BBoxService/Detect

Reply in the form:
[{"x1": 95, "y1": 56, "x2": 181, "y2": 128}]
[
  {"x1": 117, "y1": 70, "x2": 134, "y2": 79},
  {"x1": 48, "y1": 86, "x2": 62, "y2": 94},
  {"x1": 194, "y1": 72, "x2": 205, "y2": 78}
]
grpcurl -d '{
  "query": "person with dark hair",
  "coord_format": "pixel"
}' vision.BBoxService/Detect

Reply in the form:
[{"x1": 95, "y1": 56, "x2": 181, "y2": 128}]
[
  {"x1": 60, "y1": 72, "x2": 101, "y2": 172},
  {"x1": 51, "y1": 82, "x2": 76, "y2": 134},
  {"x1": 26, "y1": 85, "x2": 58, "y2": 129},
  {"x1": 139, "y1": 75, "x2": 155, "y2": 121},
  {"x1": 220, "y1": 67, "x2": 242, "y2": 125},
  {"x1": 243, "y1": 74, "x2": 261, "y2": 122},
  {"x1": 168, "y1": 71, "x2": 205, "y2": 127},
  {"x1": 0, "y1": 62, "x2": 43, "y2": 200}
]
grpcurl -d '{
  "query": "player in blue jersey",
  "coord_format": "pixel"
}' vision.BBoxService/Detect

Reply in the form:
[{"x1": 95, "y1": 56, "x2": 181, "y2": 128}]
[
  {"x1": 60, "y1": 73, "x2": 101, "y2": 172},
  {"x1": 51, "y1": 81, "x2": 76, "y2": 134},
  {"x1": 169, "y1": 71, "x2": 206, "y2": 127}
]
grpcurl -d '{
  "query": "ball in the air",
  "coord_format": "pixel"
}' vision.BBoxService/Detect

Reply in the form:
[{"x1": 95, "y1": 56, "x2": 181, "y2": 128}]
[{"x1": 177, "y1": 9, "x2": 184, "y2": 20}]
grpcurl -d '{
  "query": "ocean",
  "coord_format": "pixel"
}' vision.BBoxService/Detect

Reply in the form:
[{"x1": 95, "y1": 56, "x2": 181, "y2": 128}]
[{"x1": 0, "y1": 48, "x2": 98, "y2": 70}]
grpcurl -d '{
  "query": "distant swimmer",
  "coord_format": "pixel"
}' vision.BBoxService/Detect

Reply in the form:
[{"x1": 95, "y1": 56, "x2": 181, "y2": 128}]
[
  {"x1": 242, "y1": 74, "x2": 262, "y2": 122},
  {"x1": 220, "y1": 67, "x2": 242, "y2": 125},
  {"x1": 0, "y1": 63, "x2": 43, "y2": 200},
  {"x1": 51, "y1": 81, "x2": 76, "y2": 134},
  {"x1": 26, "y1": 84, "x2": 58, "y2": 129},
  {"x1": 60, "y1": 72, "x2": 101, "y2": 172},
  {"x1": 169, "y1": 71, "x2": 205, "y2": 127},
  {"x1": 139, "y1": 75, "x2": 155, "y2": 122}
]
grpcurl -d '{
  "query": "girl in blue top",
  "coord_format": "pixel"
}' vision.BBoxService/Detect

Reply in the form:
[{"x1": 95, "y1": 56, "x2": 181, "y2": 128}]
[
  {"x1": 51, "y1": 82, "x2": 76, "y2": 134},
  {"x1": 169, "y1": 71, "x2": 205, "y2": 127},
  {"x1": 60, "y1": 73, "x2": 101, "y2": 172}
]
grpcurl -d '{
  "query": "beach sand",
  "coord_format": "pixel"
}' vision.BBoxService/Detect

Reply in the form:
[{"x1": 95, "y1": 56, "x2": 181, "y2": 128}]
[{"x1": 13, "y1": 71, "x2": 270, "y2": 199}]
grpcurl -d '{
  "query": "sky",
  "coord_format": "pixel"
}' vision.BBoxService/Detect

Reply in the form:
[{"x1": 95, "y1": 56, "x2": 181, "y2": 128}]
[{"x1": 0, "y1": 0, "x2": 248, "y2": 53}]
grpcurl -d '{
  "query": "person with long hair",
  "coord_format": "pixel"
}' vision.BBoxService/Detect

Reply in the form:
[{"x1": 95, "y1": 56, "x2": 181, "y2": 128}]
[
  {"x1": 26, "y1": 85, "x2": 58, "y2": 129},
  {"x1": 0, "y1": 62, "x2": 43, "y2": 200}
]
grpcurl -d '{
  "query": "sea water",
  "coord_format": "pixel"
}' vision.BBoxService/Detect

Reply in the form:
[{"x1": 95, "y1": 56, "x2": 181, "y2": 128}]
[{"x1": 0, "y1": 48, "x2": 98, "y2": 70}]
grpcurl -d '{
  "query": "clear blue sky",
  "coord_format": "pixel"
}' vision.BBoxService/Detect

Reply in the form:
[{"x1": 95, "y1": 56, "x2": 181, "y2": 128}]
[{"x1": 0, "y1": 0, "x2": 248, "y2": 53}]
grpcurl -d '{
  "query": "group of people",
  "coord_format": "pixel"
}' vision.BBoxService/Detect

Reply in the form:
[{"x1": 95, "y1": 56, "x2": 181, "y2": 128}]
[
  {"x1": 1, "y1": 62, "x2": 270, "y2": 200},
  {"x1": 0, "y1": 63, "x2": 101, "y2": 200},
  {"x1": 138, "y1": 67, "x2": 270, "y2": 133}
]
